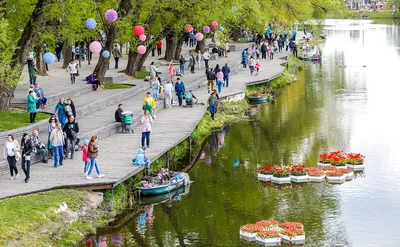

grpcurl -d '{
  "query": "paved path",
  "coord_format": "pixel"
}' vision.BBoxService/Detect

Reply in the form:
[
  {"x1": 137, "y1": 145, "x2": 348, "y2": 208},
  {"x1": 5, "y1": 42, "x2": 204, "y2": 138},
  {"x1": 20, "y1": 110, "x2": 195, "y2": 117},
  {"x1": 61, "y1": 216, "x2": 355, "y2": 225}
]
[{"x1": 0, "y1": 43, "x2": 290, "y2": 199}]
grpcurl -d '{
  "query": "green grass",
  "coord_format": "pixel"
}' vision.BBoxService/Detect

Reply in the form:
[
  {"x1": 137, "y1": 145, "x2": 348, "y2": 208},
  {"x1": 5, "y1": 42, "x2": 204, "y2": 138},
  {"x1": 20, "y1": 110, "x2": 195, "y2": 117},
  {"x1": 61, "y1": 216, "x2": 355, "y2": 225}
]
[
  {"x1": 0, "y1": 189, "x2": 87, "y2": 246},
  {"x1": 135, "y1": 70, "x2": 150, "y2": 79},
  {"x1": 103, "y1": 83, "x2": 132, "y2": 90},
  {"x1": 0, "y1": 110, "x2": 50, "y2": 132}
]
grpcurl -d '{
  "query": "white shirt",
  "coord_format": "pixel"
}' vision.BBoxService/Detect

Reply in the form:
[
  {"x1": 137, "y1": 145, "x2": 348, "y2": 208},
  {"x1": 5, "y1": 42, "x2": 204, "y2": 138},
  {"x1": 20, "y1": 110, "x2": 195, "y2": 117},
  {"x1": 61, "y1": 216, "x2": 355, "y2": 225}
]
[
  {"x1": 67, "y1": 63, "x2": 78, "y2": 74},
  {"x1": 164, "y1": 83, "x2": 173, "y2": 95},
  {"x1": 203, "y1": 53, "x2": 210, "y2": 60},
  {"x1": 6, "y1": 142, "x2": 15, "y2": 157}
]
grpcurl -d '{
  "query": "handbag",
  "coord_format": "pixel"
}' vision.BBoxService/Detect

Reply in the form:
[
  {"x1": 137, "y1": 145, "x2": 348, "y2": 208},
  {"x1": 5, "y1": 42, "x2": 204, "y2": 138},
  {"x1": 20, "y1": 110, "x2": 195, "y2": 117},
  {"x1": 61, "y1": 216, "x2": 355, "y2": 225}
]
[
  {"x1": 15, "y1": 152, "x2": 21, "y2": 162},
  {"x1": 25, "y1": 155, "x2": 30, "y2": 161}
]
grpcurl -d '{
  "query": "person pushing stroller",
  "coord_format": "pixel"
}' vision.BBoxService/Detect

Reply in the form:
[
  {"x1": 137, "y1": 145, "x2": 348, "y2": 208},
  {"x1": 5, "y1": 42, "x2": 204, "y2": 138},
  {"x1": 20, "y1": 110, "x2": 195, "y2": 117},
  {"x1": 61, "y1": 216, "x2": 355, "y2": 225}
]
[{"x1": 183, "y1": 90, "x2": 197, "y2": 107}]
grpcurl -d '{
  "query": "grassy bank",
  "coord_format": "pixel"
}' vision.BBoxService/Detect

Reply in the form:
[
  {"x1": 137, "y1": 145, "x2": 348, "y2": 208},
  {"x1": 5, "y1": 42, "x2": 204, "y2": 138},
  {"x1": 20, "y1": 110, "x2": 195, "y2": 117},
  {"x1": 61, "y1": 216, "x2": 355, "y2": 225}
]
[
  {"x1": 103, "y1": 83, "x2": 132, "y2": 90},
  {"x1": 327, "y1": 9, "x2": 400, "y2": 19},
  {"x1": 0, "y1": 110, "x2": 50, "y2": 132}
]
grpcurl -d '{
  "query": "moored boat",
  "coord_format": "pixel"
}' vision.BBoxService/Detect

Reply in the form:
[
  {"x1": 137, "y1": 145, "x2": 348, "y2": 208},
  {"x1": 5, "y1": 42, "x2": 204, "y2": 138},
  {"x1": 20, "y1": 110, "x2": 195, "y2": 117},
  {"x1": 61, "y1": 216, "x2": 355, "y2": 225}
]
[{"x1": 138, "y1": 172, "x2": 190, "y2": 196}]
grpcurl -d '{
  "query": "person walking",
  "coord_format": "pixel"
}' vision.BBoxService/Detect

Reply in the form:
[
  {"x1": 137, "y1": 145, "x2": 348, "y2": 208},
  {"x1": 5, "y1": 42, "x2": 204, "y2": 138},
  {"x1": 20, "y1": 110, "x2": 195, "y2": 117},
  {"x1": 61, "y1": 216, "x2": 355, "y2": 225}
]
[
  {"x1": 54, "y1": 98, "x2": 67, "y2": 128},
  {"x1": 142, "y1": 92, "x2": 157, "y2": 117},
  {"x1": 66, "y1": 98, "x2": 76, "y2": 119},
  {"x1": 221, "y1": 63, "x2": 231, "y2": 87},
  {"x1": 249, "y1": 56, "x2": 256, "y2": 75},
  {"x1": 179, "y1": 55, "x2": 185, "y2": 76},
  {"x1": 82, "y1": 139, "x2": 90, "y2": 175},
  {"x1": 205, "y1": 67, "x2": 215, "y2": 93},
  {"x1": 86, "y1": 136, "x2": 105, "y2": 179},
  {"x1": 225, "y1": 41, "x2": 229, "y2": 57},
  {"x1": 20, "y1": 133, "x2": 33, "y2": 183},
  {"x1": 28, "y1": 61, "x2": 38, "y2": 85},
  {"x1": 261, "y1": 43, "x2": 267, "y2": 59},
  {"x1": 50, "y1": 123, "x2": 65, "y2": 167},
  {"x1": 241, "y1": 49, "x2": 249, "y2": 69},
  {"x1": 48, "y1": 116, "x2": 57, "y2": 159},
  {"x1": 216, "y1": 69, "x2": 224, "y2": 94},
  {"x1": 152, "y1": 77, "x2": 160, "y2": 100},
  {"x1": 28, "y1": 90, "x2": 38, "y2": 123},
  {"x1": 255, "y1": 60, "x2": 260, "y2": 76},
  {"x1": 149, "y1": 61, "x2": 157, "y2": 81},
  {"x1": 34, "y1": 83, "x2": 47, "y2": 109},
  {"x1": 174, "y1": 78, "x2": 186, "y2": 106},
  {"x1": 164, "y1": 81, "x2": 173, "y2": 108},
  {"x1": 207, "y1": 90, "x2": 219, "y2": 120},
  {"x1": 63, "y1": 115, "x2": 79, "y2": 159},
  {"x1": 196, "y1": 51, "x2": 202, "y2": 69},
  {"x1": 189, "y1": 53, "x2": 195, "y2": 73},
  {"x1": 3, "y1": 134, "x2": 20, "y2": 180},
  {"x1": 203, "y1": 49, "x2": 210, "y2": 68},
  {"x1": 141, "y1": 110, "x2": 153, "y2": 149},
  {"x1": 66, "y1": 60, "x2": 78, "y2": 84},
  {"x1": 112, "y1": 44, "x2": 122, "y2": 69},
  {"x1": 270, "y1": 45, "x2": 274, "y2": 60},
  {"x1": 156, "y1": 40, "x2": 162, "y2": 56},
  {"x1": 31, "y1": 130, "x2": 48, "y2": 163},
  {"x1": 169, "y1": 60, "x2": 176, "y2": 82}
]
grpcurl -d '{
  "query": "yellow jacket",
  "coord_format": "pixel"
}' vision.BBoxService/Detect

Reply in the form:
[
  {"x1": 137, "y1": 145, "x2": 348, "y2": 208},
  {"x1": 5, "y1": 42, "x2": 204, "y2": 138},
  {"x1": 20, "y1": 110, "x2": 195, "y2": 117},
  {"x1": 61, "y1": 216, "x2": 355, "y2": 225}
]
[{"x1": 143, "y1": 97, "x2": 156, "y2": 108}]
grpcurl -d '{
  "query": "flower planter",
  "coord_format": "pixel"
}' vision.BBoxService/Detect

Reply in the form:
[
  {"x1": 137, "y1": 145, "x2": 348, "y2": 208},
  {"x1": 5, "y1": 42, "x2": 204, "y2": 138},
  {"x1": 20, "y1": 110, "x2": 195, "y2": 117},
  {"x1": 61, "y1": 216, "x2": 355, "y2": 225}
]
[
  {"x1": 255, "y1": 236, "x2": 281, "y2": 246},
  {"x1": 280, "y1": 234, "x2": 306, "y2": 245},
  {"x1": 347, "y1": 164, "x2": 365, "y2": 171},
  {"x1": 317, "y1": 162, "x2": 330, "y2": 167},
  {"x1": 258, "y1": 173, "x2": 272, "y2": 182},
  {"x1": 271, "y1": 176, "x2": 291, "y2": 184},
  {"x1": 240, "y1": 230, "x2": 257, "y2": 241},
  {"x1": 345, "y1": 171, "x2": 354, "y2": 180},
  {"x1": 308, "y1": 174, "x2": 325, "y2": 183},
  {"x1": 334, "y1": 165, "x2": 347, "y2": 169},
  {"x1": 326, "y1": 174, "x2": 346, "y2": 184},
  {"x1": 291, "y1": 175, "x2": 309, "y2": 183}
]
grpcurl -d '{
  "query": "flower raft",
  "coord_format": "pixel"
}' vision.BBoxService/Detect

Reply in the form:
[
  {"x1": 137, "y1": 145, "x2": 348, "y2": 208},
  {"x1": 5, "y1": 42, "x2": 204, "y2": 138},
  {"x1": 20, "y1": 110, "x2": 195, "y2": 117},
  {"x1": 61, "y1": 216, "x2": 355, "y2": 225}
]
[
  {"x1": 318, "y1": 151, "x2": 365, "y2": 171},
  {"x1": 240, "y1": 220, "x2": 305, "y2": 246}
]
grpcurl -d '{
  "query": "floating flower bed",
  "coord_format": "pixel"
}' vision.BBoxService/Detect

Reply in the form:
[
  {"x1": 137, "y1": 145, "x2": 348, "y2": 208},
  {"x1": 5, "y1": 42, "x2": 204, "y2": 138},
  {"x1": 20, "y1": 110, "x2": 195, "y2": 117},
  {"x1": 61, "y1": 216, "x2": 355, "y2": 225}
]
[
  {"x1": 342, "y1": 168, "x2": 354, "y2": 180},
  {"x1": 325, "y1": 170, "x2": 346, "y2": 183},
  {"x1": 258, "y1": 164, "x2": 273, "y2": 182},
  {"x1": 306, "y1": 168, "x2": 325, "y2": 182},
  {"x1": 271, "y1": 166, "x2": 291, "y2": 184},
  {"x1": 317, "y1": 152, "x2": 331, "y2": 167},
  {"x1": 330, "y1": 151, "x2": 347, "y2": 169},
  {"x1": 290, "y1": 164, "x2": 308, "y2": 183},
  {"x1": 346, "y1": 153, "x2": 365, "y2": 171},
  {"x1": 241, "y1": 220, "x2": 305, "y2": 246}
]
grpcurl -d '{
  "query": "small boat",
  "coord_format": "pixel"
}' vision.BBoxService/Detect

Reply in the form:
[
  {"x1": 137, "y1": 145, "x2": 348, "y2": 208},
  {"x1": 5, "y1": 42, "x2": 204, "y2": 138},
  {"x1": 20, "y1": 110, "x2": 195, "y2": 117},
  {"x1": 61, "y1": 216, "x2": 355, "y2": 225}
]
[
  {"x1": 138, "y1": 172, "x2": 190, "y2": 196},
  {"x1": 320, "y1": 35, "x2": 327, "y2": 40},
  {"x1": 138, "y1": 184, "x2": 190, "y2": 206},
  {"x1": 248, "y1": 96, "x2": 269, "y2": 104},
  {"x1": 298, "y1": 56, "x2": 322, "y2": 61}
]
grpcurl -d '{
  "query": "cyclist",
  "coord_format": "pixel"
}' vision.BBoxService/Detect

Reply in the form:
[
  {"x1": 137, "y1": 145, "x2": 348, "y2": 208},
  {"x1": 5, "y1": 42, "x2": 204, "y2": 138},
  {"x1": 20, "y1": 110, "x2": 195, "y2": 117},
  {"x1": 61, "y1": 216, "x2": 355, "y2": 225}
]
[{"x1": 66, "y1": 60, "x2": 78, "y2": 84}]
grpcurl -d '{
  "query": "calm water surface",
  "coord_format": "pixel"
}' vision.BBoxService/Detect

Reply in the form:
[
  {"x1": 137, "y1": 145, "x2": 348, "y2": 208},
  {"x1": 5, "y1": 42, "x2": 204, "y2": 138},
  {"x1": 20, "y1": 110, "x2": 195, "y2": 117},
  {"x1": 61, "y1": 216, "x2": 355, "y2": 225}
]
[{"x1": 83, "y1": 20, "x2": 400, "y2": 247}]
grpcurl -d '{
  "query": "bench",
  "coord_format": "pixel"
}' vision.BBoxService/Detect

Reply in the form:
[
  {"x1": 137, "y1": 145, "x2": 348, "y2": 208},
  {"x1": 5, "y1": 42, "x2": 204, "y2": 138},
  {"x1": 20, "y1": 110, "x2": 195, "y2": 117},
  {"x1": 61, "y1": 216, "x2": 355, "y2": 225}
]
[
  {"x1": 103, "y1": 73, "x2": 127, "y2": 83},
  {"x1": 209, "y1": 54, "x2": 218, "y2": 60}
]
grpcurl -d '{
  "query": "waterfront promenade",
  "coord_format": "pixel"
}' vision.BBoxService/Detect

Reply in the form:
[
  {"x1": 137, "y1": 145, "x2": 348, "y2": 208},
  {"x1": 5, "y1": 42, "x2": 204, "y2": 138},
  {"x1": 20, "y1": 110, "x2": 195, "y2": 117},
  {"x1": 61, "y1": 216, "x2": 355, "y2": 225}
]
[{"x1": 0, "y1": 43, "x2": 290, "y2": 199}]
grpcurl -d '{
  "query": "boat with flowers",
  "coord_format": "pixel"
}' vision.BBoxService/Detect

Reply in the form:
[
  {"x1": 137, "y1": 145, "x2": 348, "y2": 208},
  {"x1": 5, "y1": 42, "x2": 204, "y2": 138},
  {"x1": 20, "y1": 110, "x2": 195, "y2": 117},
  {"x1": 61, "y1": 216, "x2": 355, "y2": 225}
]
[
  {"x1": 248, "y1": 89, "x2": 274, "y2": 104},
  {"x1": 138, "y1": 169, "x2": 190, "y2": 196}
]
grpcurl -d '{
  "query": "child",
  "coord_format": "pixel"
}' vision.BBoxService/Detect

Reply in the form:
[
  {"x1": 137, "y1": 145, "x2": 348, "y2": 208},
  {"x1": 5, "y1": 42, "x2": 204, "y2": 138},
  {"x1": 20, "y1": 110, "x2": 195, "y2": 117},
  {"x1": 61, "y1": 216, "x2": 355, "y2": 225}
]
[
  {"x1": 132, "y1": 147, "x2": 150, "y2": 174},
  {"x1": 82, "y1": 139, "x2": 90, "y2": 175},
  {"x1": 255, "y1": 60, "x2": 260, "y2": 76}
]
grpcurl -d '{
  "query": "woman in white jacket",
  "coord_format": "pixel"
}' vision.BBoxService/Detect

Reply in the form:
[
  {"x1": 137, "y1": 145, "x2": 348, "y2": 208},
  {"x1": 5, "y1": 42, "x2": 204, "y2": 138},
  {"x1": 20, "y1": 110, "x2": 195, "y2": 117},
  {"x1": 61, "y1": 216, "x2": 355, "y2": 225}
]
[{"x1": 3, "y1": 134, "x2": 20, "y2": 180}]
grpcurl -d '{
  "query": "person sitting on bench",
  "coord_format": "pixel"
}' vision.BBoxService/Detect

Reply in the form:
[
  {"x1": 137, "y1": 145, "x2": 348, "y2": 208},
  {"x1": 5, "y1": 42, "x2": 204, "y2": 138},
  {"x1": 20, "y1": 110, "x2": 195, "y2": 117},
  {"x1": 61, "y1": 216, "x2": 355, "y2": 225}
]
[{"x1": 87, "y1": 72, "x2": 101, "y2": 90}]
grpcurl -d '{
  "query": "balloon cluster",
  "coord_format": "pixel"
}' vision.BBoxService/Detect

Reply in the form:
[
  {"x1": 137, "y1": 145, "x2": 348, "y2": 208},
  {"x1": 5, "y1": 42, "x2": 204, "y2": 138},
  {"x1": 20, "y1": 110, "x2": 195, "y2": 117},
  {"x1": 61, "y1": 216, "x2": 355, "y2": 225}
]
[
  {"x1": 43, "y1": 52, "x2": 56, "y2": 64},
  {"x1": 133, "y1": 25, "x2": 146, "y2": 55}
]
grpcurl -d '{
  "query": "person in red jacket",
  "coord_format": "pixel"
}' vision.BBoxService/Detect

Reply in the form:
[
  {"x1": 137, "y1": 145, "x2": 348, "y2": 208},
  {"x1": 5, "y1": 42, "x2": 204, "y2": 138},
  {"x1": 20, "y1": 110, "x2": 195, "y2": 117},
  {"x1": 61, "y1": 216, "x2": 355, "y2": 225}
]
[
  {"x1": 82, "y1": 139, "x2": 90, "y2": 175},
  {"x1": 156, "y1": 40, "x2": 162, "y2": 56}
]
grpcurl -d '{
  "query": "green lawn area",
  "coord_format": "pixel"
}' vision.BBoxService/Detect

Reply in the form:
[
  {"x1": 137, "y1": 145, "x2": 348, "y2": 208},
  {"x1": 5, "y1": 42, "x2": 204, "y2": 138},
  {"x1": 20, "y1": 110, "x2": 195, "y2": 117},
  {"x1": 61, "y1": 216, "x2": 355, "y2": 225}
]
[
  {"x1": 0, "y1": 189, "x2": 87, "y2": 246},
  {"x1": 135, "y1": 70, "x2": 150, "y2": 79},
  {"x1": 103, "y1": 83, "x2": 133, "y2": 90},
  {"x1": 0, "y1": 110, "x2": 50, "y2": 132}
]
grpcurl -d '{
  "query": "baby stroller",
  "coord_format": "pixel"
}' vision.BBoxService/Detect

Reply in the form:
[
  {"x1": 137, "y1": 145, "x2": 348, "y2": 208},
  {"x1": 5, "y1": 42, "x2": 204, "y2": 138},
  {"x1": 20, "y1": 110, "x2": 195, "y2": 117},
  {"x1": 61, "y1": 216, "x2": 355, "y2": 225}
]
[
  {"x1": 122, "y1": 111, "x2": 134, "y2": 133},
  {"x1": 183, "y1": 91, "x2": 197, "y2": 108}
]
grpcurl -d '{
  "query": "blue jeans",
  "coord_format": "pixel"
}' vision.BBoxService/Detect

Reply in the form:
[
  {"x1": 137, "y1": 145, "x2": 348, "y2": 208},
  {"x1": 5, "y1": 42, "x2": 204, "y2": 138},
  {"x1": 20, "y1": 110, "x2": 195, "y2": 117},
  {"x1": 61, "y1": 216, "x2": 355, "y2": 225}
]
[
  {"x1": 209, "y1": 105, "x2": 217, "y2": 120},
  {"x1": 153, "y1": 88, "x2": 159, "y2": 100},
  {"x1": 36, "y1": 98, "x2": 47, "y2": 109},
  {"x1": 216, "y1": 80, "x2": 223, "y2": 93},
  {"x1": 58, "y1": 114, "x2": 66, "y2": 128},
  {"x1": 141, "y1": 131, "x2": 150, "y2": 147},
  {"x1": 176, "y1": 92, "x2": 183, "y2": 106},
  {"x1": 180, "y1": 64, "x2": 185, "y2": 75},
  {"x1": 30, "y1": 77, "x2": 36, "y2": 85},
  {"x1": 224, "y1": 76, "x2": 229, "y2": 87},
  {"x1": 53, "y1": 146, "x2": 64, "y2": 167},
  {"x1": 249, "y1": 66, "x2": 254, "y2": 74},
  {"x1": 84, "y1": 161, "x2": 90, "y2": 173},
  {"x1": 88, "y1": 158, "x2": 100, "y2": 175},
  {"x1": 114, "y1": 57, "x2": 119, "y2": 69}
]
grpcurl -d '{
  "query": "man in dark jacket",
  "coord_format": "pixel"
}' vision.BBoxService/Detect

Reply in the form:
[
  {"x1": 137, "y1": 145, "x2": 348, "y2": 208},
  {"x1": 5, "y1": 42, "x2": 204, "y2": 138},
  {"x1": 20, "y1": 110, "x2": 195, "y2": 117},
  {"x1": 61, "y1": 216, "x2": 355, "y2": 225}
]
[
  {"x1": 261, "y1": 43, "x2": 267, "y2": 59},
  {"x1": 205, "y1": 67, "x2": 215, "y2": 93},
  {"x1": 174, "y1": 78, "x2": 186, "y2": 106},
  {"x1": 115, "y1": 104, "x2": 123, "y2": 122},
  {"x1": 63, "y1": 115, "x2": 79, "y2": 159},
  {"x1": 221, "y1": 63, "x2": 231, "y2": 87}
]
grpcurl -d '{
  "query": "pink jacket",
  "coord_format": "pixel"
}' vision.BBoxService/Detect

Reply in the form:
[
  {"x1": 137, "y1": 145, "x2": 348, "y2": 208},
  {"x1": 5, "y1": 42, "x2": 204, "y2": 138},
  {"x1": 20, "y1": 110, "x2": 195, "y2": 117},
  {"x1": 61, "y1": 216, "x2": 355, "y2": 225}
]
[
  {"x1": 82, "y1": 144, "x2": 89, "y2": 162},
  {"x1": 216, "y1": 71, "x2": 224, "y2": 80},
  {"x1": 141, "y1": 115, "x2": 153, "y2": 132}
]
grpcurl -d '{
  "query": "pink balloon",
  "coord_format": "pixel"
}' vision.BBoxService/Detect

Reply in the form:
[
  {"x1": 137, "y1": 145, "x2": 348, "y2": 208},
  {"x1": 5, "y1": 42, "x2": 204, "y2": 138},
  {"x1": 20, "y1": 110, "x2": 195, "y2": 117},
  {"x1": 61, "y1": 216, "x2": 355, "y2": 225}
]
[
  {"x1": 105, "y1": 9, "x2": 118, "y2": 22},
  {"x1": 139, "y1": 34, "x2": 147, "y2": 41},
  {"x1": 203, "y1": 26, "x2": 210, "y2": 34},
  {"x1": 137, "y1": 45, "x2": 146, "y2": 55},
  {"x1": 210, "y1": 21, "x2": 219, "y2": 29},
  {"x1": 195, "y1": 33, "x2": 204, "y2": 41},
  {"x1": 134, "y1": 26, "x2": 145, "y2": 36},
  {"x1": 89, "y1": 41, "x2": 102, "y2": 54}
]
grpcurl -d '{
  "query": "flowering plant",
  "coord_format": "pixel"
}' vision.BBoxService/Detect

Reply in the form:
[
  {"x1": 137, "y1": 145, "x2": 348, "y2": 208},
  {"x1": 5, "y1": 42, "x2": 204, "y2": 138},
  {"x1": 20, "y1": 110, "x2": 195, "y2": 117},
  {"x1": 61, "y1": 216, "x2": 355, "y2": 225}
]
[
  {"x1": 306, "y1": 168, "x2": 324, "y2": 176},
  {"x1": 346, "y1": 153, "x2": 365, "y2": 165},
  {"x1": 342, "y1": 168, "x2": 353, "y2": 174},
  {"x1": 281, "y1": 228, "x2": 305, "y2": 237},
  {"x1": 257, "y1": 230, "x2": 280, "y2": 239},
  {"x1": 272, "y1": 166, "x2": 291, "y2": 177},
  {"x1": 279, "y1": 222, "x2": 304, "y2": 229},
  {"x1": 318, "y1": 152, "x2": 330, "y2": 163},
  {"x1": 322, "y1": 166, "x2": 337, "y2": 171},
  {"x1": 290, "y1": 164, "x2": 307, "y2": 176},
  {"x1": 256, "y1": 220, "x2": 279, "y2": 227},
  {"x1": 325, "y1": 171, "x2": 345, "y2": 177},
  {"x1": 258, "y1": 164, "x2": 273, "y2": 175},
  {"x1": 240, "y1": 224, "x2": 263, "y2": 233},
  {"x1": 329, "y1": 151, "x2": 347, "y2": 166}
]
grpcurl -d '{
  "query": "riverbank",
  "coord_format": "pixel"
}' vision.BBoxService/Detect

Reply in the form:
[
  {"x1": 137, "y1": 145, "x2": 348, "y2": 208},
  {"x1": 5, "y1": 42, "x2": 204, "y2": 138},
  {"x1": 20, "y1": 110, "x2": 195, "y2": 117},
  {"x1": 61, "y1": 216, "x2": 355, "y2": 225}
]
[{"x1": 327, "y1": 9, "x2": 400, "y2": 19}]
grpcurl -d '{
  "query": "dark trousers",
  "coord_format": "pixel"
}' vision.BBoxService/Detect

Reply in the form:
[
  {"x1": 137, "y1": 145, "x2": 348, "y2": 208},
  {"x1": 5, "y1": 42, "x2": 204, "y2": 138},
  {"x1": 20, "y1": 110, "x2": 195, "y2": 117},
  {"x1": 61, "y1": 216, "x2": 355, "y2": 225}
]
[
  {"x1": 157, "y1": 48, "x2": 162, "y2": 56},
  {"x1": 224, "y1": 76, "x2": 229, "y2": 87},
  {"x1": 152, "y1": 48, "x2": 155, "y2": 56},
  {"x1": 66, "y1": 137, "x2": 76, "y2": 159},
  {"x1": 36, "y1": 148, "x2": 48, "y2": 161},
  {"x1": 22, "y1": 156, "x2": 31, "y2": 179},
  {"x1": 262, "y1": 52, "x2": 267, "y2": 59},
  {"x1": 190, "y1": 65, "x2": 195, "y2": 73},
  {"x1": 204, "y1": 59, "x2": 209, "y2": 68},
  {"x1": 141, "y1": 131, "x2": 151, "y2": 147},
  {"x1": 176, "y1": 92, "x2": 183, "y2": 106},
  {"x1": 29, "y1": 112, "x2": 37, "y2": 123},
  {"x1": 279, "y1": 46, "x2": 282, "y2": 52},
  {"x1": 7, "y1": 156, "x2": 18, "y2": 176},
  {"x1": 114, "y1": 57, "x2": 119, "y2": 69},
  {"x1": 209, "y1": 105, "x2": 217, "y2": 120}
]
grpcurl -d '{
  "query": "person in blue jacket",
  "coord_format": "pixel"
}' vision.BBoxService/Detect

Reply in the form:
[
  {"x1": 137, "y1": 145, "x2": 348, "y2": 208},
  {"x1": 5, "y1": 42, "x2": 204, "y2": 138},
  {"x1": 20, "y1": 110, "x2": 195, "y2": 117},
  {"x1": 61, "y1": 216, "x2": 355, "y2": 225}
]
[
  {"x1": 174, "y1": 78, "x2": 186, "y2": 106},
  {"x1": 221, "y1": 63, "x2": 231, "y2": 87},
  {"x1": 241, "y1": 48, "x2": 249, "y2": 69}
]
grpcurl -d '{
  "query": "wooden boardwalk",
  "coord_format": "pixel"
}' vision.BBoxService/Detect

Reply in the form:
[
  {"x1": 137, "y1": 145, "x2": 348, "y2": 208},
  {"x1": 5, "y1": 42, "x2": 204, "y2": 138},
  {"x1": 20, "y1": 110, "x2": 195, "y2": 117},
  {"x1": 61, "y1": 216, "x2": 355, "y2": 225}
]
[{"x1": 0, "y1": 47, "x2": 290, "y2": 199}]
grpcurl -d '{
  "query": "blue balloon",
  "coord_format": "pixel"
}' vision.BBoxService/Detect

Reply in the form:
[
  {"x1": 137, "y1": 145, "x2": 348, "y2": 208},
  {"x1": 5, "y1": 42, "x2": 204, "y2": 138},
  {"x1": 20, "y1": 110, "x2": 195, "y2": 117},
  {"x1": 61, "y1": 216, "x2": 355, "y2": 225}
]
[
  {"x1": 219, "y1": 26, "x2": 225, "y2": 32},
  {"x1": 85, "y1": 18, "x2": 97, "y2": 29},
  {"x1": 102, "y1": 50, "x2": 110, "y2": 58},
  {"x1": 233, "y1": 159, "x2": 240, "y2": 167},
  {"x1": 43, "y1": 52, "x2": 56, "y2": 64}
]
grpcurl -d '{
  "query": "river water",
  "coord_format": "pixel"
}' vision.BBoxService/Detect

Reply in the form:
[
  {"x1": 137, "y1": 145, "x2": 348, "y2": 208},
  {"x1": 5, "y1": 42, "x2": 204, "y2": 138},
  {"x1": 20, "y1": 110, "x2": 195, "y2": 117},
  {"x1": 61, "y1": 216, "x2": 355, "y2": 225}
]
[{"x1": 82, "y1": 20, "x2": 400, "y2": 247}]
